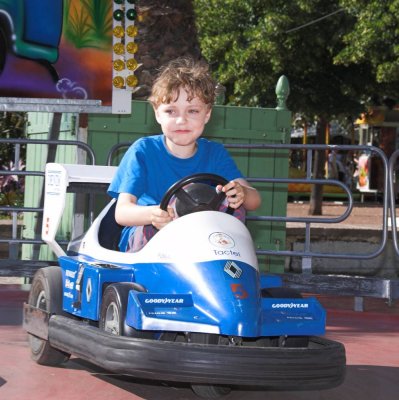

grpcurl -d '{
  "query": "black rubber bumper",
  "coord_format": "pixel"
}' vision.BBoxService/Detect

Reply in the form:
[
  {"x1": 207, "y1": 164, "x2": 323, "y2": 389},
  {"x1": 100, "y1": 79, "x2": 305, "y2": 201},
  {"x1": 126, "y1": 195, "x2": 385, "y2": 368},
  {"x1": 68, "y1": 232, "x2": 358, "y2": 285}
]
[{"x1": 49, "y1": 315, "x2": 346, "y2": 390}]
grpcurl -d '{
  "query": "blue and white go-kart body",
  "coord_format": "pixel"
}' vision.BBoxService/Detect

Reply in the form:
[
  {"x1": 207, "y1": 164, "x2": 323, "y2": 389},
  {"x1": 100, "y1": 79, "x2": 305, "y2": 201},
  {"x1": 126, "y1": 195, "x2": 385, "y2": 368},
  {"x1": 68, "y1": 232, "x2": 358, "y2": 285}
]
[{"x1": 23, "y1": 163, "x2": 345, "y2": 398}]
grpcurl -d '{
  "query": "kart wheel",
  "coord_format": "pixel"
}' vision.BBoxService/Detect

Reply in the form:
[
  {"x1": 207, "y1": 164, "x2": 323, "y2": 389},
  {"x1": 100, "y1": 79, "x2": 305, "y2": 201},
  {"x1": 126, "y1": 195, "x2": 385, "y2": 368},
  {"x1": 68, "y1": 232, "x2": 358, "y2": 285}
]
[
  {"x1": 262, "y1": 287, "x2": 309, "y2": 348},
  {"x1": 28, "y1": 267, "x2": 71, "y2": 366},
  {"x1": 190, "y1": 333, "x2": 231, "y2": 399},
  {"x1": 100, "y1": 283, "x2": 154, "y2": 338},
  {"x1": 191, "y1": 384, "x2": 231, "y2": 399}
]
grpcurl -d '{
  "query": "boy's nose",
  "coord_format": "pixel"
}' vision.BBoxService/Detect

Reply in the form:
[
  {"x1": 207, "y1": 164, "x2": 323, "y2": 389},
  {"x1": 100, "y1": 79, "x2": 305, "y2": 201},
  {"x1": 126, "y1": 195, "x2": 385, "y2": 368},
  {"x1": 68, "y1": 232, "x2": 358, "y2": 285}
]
[{"x1": 176, "y1": 115, "x2": 187, "y2": 124}]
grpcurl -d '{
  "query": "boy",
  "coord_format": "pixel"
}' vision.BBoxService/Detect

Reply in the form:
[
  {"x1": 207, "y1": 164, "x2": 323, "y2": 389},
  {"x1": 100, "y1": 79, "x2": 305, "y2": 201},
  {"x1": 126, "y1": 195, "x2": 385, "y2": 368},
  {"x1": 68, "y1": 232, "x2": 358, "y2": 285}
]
[{"x1": 108, "y1": 56, "x2": 261, "y2": 252}]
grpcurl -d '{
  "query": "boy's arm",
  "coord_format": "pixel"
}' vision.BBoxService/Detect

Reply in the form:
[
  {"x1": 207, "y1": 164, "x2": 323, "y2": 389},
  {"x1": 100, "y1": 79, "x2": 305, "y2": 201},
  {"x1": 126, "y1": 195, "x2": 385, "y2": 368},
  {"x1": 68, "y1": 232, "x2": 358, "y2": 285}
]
[{"x1": 115, "y1": 193, "x2": 174, "y2": 229}]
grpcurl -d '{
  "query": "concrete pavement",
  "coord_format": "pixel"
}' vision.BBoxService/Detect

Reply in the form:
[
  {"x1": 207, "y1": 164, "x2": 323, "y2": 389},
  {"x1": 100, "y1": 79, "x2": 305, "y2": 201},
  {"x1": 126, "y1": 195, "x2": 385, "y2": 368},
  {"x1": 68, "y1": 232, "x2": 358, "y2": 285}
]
[{"x1": 0, "y1": 284, "x2": 398, "y2": 400}]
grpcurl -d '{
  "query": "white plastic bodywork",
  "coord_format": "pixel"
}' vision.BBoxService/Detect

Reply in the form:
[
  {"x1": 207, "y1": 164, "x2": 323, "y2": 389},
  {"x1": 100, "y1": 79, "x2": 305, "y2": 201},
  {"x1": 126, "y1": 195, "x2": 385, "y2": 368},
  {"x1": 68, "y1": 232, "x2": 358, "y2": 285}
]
[
  {"x1": 42, "y1": 163, "x2": 117, "y2": 257},
  {"x1": 42, "y1": 163, "x2": 258, "y2": 270},
  {"x1": 79, "y1": 207, "x2": 258, "y2": 269}
]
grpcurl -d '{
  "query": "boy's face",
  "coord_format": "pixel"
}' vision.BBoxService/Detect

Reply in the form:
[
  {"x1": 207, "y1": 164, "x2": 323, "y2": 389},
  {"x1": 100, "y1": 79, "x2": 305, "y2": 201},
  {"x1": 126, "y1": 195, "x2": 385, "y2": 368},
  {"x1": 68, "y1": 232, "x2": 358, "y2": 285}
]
[{"x1": 154, "y1": 88, "x2": 212, "y2": 155}]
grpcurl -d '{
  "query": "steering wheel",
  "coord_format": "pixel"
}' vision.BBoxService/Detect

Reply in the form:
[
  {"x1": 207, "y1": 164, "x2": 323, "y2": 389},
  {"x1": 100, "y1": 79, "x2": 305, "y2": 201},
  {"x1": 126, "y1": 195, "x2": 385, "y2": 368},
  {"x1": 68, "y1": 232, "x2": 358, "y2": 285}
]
[{"x1": 159, "y1": 173, "x2": 235, "y2": 217}]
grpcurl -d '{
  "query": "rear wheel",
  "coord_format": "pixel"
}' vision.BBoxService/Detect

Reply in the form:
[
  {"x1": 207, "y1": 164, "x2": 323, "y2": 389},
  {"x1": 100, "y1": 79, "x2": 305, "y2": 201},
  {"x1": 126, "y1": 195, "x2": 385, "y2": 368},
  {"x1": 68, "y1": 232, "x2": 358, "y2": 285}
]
[{"x1": 28, "y1": 267, "x2": 71, "y2": 365}]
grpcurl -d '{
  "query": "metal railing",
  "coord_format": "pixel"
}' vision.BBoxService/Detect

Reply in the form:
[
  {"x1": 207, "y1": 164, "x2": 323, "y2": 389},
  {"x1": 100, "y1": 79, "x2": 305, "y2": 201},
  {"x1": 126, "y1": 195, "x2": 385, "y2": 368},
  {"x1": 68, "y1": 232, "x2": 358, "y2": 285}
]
[
  {"x1": 107, "y1": 141, "x2": 389, "y2": 261},
  {"x1": 106, "y1": 141, "x2": 398, "y2": 308},
  {"x1": 389, "y1": 148, "x2": 399, "y2": 256},
  {"x1": 0, "y1": 138, "x2": 96, "y2": 276},
  {"x1": 1, "y1": 138, "x2": 398, "y2": 306}
]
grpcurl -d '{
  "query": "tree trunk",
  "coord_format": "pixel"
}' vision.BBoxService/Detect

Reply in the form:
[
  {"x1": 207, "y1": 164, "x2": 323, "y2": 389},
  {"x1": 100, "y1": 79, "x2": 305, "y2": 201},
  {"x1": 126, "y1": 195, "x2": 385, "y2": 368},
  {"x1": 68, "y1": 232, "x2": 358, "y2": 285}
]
[
  {"x1": 309, "y1": 119, "x2": 327, "y2": 215},
  {"x1": 133, "y1": 0, "x2": 202, "y2": 100}
]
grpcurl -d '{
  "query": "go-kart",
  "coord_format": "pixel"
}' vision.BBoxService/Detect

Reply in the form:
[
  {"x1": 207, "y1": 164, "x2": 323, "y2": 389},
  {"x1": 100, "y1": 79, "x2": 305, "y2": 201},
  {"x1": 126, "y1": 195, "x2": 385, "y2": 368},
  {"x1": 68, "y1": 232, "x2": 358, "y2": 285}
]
[{"x1": 23, "y1": 163, "x2": 346, "y2": 399}]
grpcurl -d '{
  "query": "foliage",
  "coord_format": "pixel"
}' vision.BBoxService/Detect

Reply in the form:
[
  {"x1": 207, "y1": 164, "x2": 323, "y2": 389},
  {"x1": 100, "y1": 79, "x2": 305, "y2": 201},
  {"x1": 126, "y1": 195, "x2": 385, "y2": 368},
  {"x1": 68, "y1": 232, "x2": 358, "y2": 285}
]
[
  {"x1": 0, "y1": 160, "x2": 25, "y2": 209},
  {"x1": 334, "y1": 0, "x2": 399, "y2": 100},
  {"x1": 81, "y1": 0, "x2": 113, "y2": 44},
  {"x1": 64, "y1": 5, "x2": 93, "y2": 49},
  {"x1": 63, "y1": 0, "x2": 112, "y2": 49},
  {"x1": 0, "y1": 113, "x2": 26, "y2": 210},
  {"x1": 193, "y1": 0, "x2": 395, "y2": 121}
]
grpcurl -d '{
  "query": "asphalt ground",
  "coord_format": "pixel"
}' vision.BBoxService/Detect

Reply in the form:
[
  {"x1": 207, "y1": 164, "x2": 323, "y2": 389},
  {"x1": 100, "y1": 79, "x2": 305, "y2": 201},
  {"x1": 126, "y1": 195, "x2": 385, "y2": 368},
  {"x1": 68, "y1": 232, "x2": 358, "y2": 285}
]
[
  {"x1": 1, "y1": 201, "x2": 397, "y2": 399},
  {"x1": 0, "y1": 284, "x2": 398, "y2": 400},
  {"x1": 286, "y1": 201, "x2": 385, "y2": 230}
]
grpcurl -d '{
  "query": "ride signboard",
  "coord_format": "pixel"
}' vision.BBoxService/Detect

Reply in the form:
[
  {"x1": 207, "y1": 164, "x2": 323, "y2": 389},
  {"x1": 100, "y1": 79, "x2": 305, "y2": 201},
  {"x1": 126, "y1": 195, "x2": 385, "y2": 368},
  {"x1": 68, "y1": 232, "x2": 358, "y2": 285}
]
[{"x1": 0, "y1": 0, "x2": 137, "y2": 114}]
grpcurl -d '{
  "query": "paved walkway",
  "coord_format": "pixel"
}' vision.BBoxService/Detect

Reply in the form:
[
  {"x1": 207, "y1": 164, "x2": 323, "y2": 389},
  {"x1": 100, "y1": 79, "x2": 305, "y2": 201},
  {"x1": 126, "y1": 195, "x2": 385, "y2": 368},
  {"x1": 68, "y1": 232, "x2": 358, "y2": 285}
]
[
  {"x1": 0, "y1": 284, "x2": 398, "y2": 400},
  {"x1": 286, "y1": 201, "x2": 386, "y2": 230}
]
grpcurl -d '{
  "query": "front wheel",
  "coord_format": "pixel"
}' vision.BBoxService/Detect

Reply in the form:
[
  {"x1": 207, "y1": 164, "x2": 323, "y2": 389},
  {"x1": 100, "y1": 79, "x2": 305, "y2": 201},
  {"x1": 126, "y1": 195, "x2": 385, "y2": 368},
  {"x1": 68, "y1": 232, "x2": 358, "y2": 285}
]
[
  {"x1": 99, "y1": 283, "x2": 154, "y2": 338},
  {"x1": 191, "y1": 384, "x2": 231, "y2": 399},
  {"x1": 28, "y1": 267, "x2": 71, "y2": 365},
  {"x1": 189, "y1": 333, "x2": 231, "y2": 399}
]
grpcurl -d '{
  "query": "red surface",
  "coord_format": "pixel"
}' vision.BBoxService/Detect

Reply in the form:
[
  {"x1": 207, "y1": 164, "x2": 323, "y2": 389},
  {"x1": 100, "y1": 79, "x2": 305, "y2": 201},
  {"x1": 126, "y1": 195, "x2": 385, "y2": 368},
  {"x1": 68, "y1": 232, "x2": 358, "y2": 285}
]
[{"x1": 0, "y1": 285, "x2": 398, "y2": 400}]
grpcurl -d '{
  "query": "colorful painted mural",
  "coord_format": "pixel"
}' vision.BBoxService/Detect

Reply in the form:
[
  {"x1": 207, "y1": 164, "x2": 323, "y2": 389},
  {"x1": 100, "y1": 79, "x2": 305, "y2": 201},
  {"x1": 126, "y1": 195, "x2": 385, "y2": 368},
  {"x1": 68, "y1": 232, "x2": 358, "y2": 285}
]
[{"x1": 0, "y1": 0, "x2": 113, "y2": 107}]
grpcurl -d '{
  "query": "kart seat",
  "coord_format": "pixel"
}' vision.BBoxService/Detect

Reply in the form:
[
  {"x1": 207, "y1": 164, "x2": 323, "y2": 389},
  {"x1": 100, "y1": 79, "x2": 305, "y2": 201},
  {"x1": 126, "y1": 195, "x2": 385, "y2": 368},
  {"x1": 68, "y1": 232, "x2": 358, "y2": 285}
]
[{"x1": 98, "y1": 201, "x2": 124, "y2": 251}]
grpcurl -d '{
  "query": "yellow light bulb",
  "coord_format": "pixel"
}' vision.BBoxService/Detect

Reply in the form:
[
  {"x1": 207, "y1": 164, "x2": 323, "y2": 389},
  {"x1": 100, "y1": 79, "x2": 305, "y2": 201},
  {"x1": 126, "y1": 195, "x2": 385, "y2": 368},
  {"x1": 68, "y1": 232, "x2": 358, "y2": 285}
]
[
  {"x1": 126, "y1": 58, "x2": 138, "y2": 71},
  {"x1": 113, "y1": 76, "x2": 125, "y2": 88},
  {"x1": 113, "y1": 26, "x2": 124, "y2": 38},
  {"x1": 113, "y1": 43, "x2": 125, "y2": 55},
  {"x1": 113, "y1": 59, "x2": 125, "y2": 71},
  {"x1": 126, "y1": 25, "x2": 138, "y2": 37},
  {"x1": 126, "y1": 42, "x2": 138, "y2": 54},
  {"x1": 126, "y1": 75, "x2": 138, "y2": 87}
]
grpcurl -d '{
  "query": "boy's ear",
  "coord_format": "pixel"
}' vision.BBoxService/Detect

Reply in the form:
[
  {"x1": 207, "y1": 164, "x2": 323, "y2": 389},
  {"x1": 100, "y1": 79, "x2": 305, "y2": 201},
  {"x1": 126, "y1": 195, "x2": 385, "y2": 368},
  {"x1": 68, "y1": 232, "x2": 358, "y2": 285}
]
[
  {"x1": 153, "y1": 106, "x2": 162, "y2": 124},
  {"x1": 204, "y1": 106, "x2": 212, "y2": 124}
]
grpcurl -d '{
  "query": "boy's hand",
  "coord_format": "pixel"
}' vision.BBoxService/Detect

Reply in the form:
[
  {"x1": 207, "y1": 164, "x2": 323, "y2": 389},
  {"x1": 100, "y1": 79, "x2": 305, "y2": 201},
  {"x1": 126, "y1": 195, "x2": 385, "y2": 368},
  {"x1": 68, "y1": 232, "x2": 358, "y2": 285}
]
[
  {"x1": 151, "y1": 206, "x2": 175, "y2": 229},
  {"x1": 218, "y1": 181, "x2": 245, "y2": 209}
]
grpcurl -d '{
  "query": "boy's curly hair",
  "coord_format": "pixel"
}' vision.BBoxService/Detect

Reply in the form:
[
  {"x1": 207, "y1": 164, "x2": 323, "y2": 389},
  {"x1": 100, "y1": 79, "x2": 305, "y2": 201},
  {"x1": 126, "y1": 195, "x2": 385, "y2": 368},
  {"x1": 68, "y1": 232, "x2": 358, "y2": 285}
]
[{"x1": 149, "y1": 56, "x2": 216, "y2": 108}]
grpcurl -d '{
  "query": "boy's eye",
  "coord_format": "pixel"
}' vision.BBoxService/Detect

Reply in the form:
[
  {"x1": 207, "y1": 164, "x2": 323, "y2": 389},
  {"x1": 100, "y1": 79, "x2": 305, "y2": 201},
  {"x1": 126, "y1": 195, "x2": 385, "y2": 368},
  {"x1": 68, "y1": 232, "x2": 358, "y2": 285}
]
[{"x1": 189, "y1": 109, "x2": 199, "y2": 114}]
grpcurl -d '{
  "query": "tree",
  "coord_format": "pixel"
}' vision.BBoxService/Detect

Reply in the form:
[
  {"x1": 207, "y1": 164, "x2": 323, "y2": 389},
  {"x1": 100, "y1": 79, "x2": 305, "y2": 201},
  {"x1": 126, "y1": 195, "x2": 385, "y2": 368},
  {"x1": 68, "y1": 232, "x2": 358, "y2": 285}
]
[
  {"x1": 194, "y1": 1, "x2": 367, "y2": 110},
  {"x1": 193, "y1": 0, "x2": 387, "y2": 214},
  {"x1": 133, "y1": 0, "x2": 203, "y2": 99},
  {"x1": 335, "y1": 0, "x2": 399, "y2": 101}
]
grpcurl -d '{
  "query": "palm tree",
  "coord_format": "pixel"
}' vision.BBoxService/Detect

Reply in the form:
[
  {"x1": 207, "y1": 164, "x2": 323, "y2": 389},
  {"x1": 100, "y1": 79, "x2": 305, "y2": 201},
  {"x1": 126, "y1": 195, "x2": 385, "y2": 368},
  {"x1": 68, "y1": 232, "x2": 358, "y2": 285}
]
[{"x1": 133, "y1": 0, "x2": 202, "y2": 99}]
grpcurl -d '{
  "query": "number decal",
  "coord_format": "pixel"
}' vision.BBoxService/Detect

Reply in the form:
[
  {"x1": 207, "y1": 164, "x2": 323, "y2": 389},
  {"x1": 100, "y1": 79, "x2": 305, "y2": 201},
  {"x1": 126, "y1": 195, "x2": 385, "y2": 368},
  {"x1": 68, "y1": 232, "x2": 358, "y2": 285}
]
[{"x1": 231, "y1": 283, "x2": 249, "y2": 299}]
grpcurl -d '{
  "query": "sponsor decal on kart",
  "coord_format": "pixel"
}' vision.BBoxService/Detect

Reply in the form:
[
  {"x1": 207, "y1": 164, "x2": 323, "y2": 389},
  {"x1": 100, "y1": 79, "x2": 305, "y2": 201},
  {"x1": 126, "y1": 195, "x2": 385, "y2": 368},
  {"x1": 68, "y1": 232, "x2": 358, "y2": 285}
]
[
  {"x1": 86, "y1": 278, "x2": 92, "y2": 303},
  {"x1": 271, "y1": 303, "x2": 310, "y2": 309},
  {"x1": 65, "y1": 278, "x2": 74, "y2": 290},
  {"x1": 224, "y1": 261, "x2": 242, "y2": 278},
  {"x1": 213, "y1": 249, "x2": 241, "y2": 257},
  {"x1": 65, "y1": 269, "x2": 77, "y2": 278},
  {"x1": 209, "y1": 232, "x2": 235, "y2": 248},
  {"x1": 138, "y1": 294, "x2": 194, "y2": 309}
]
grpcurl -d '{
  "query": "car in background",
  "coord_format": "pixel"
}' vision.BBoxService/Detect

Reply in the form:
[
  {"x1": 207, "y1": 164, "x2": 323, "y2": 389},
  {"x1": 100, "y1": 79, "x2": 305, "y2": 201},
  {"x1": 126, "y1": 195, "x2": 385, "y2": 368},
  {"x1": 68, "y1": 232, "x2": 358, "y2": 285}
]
[{"x1": 0, "y1": 0, "x2": 63, "y2": 81}]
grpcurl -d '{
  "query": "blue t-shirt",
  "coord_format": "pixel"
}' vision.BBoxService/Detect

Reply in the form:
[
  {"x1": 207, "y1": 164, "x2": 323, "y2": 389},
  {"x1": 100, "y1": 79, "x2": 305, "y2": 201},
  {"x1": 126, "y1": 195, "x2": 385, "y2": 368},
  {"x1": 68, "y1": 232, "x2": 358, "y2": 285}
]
[{"x1": 108, "y1": 134, "x2": 244, "y2": 250}]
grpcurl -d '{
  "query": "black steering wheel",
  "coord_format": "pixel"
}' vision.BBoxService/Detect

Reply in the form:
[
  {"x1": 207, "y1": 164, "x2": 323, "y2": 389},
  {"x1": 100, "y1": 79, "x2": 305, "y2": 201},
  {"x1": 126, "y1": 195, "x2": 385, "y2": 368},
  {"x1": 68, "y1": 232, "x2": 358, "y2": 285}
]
[{"x1": 159, "y1": 173, "x2": 235, "y2": 217}]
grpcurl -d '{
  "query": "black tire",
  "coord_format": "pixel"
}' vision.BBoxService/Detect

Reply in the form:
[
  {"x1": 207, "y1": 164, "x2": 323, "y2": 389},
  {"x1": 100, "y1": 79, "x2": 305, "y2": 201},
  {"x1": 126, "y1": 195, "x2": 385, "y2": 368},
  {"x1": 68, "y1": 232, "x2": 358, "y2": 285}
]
[
  {"x1": 262, "y1": 286, "x2": 309, "y2": 348},
  {"x1": 191, "y1": 384, "x2": 231, "y2": 399},
  {"x1": 99, "y1": 283, "x2": 154, "y2": 338},
  {"x1": 190, "y1": 333, "x2": 231, "y2": 399},
  {"x1": 28, "y1": 267, "x2": 71, "y2": 365}
]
